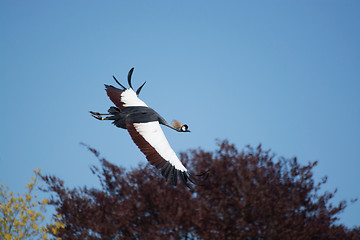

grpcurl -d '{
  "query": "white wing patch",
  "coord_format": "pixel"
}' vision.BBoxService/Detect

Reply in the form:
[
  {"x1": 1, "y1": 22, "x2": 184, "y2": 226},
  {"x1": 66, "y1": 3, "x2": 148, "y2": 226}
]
[
  {"x1": 133, "y1": 122, "x2": 187, "y2": 172},
  {"x1": 121, "y1": 89, "x2": 148, "y2": 107}
]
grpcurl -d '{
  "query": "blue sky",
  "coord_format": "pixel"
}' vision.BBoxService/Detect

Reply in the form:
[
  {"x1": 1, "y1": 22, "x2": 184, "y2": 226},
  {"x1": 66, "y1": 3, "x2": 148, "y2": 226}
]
[{"x1": 1, "y1": 0, "x2": 359, "y2": 227}]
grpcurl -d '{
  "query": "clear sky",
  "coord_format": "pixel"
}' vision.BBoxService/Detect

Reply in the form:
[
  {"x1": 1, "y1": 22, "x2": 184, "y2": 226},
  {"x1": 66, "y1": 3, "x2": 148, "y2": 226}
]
[{"x1": 1, "y1": 0, "x2": 359, "y2": 228}]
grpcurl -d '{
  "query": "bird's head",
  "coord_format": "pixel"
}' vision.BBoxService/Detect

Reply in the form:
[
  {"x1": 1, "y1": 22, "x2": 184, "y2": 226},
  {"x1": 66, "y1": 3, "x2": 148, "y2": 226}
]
[{"x1": 172, "y1": 120, "x2": 190, "y2": 132}]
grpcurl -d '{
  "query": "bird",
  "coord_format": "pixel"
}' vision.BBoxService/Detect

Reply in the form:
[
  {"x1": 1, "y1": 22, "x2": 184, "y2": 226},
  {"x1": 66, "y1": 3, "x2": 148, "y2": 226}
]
[{"x1": 90, "y1": 68, "x2": 208, "y2": 188}]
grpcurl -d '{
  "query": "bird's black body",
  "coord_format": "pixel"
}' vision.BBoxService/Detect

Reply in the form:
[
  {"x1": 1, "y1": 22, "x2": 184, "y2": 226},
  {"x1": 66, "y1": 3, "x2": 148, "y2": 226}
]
[{"x1": 106, "y1": 106, "x2": 168, "y2": 129}]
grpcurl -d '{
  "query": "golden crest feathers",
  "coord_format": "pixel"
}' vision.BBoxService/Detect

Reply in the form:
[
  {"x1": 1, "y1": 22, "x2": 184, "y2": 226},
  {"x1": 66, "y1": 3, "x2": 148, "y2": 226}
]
[{"x1": 171, "y1": 120, "x2": 182, "y2": 129}]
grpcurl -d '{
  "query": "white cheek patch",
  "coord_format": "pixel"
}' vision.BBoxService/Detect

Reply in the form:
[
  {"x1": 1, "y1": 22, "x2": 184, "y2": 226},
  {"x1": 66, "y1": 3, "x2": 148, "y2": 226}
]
[
  {"x1": 133, "y1": 122, "x2": 187, "y2": 172},
  {"x1": 121, "y1": 89, "x2": 148, "y2": 107}
]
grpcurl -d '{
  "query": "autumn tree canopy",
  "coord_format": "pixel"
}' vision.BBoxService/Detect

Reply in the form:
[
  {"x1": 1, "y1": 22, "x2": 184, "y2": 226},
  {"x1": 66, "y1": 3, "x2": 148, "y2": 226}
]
[{"x1": 40, "y1": 140, "x2": 359, "y2": 240}]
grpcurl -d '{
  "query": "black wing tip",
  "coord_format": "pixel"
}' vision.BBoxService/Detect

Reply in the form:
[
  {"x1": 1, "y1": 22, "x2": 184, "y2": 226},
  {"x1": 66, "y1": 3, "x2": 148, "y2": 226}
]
[
  {"x1": 111, "y1": 68, "x2": 146, "y2": 94},
  {"x1": 180, "y1": 171, "x2": 192, "y2": 189},
  {"x1": 136, "y1": 81, "x2": 146, "y2": 95},
  {"x1": 161, "y1": 162, "x2": 173, "y2": 180},
  {"x1": 196, "y1": 170, "x2": 210, "y2": 180},
  {"x1": 159, "y1": 162, "x2": 209, "y2": 189},
  {"x1": 104, "y1": 84, "x2": 116, "y2": 89},
  {"x1": 104, "y1": 84, "x2": 120, "y2": 92},
  {"x1": 160, "y1": 163, "x2": 189, "y2": 188},
  {"x1": 174, "y1": 169, "x2": 210, "y2": 189},
  {"x1": 128, "y1": 68, "x2": 134, "y2": 89},
  {"x1": 186, "y1": 170, "x2": 210, "y2": 187},
  {"x1": 171, "y1": 168, "x2": 178, "y2": 186},
  {"x1": 112, "y1": 75, "x2": 126, "y2": 90}
]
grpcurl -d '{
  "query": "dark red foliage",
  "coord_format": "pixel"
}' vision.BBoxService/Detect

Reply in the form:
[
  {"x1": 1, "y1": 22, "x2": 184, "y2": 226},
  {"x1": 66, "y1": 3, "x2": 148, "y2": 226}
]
[{"x1": 40, "y1": 140, "x2": 359, "y2": 240}]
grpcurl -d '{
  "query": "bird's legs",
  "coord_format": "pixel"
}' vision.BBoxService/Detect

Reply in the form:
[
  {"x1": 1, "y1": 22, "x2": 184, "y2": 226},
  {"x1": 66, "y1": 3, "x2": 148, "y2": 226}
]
[{"x1": 90, "y1": 111, "x2": 112, "y2": 120}]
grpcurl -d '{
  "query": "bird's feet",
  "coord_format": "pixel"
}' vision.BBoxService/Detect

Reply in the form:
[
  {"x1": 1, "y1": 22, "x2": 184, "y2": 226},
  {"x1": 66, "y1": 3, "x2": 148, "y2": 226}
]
[{"x1": 90, "y1": 111, "x2": 105, "y2": 120}]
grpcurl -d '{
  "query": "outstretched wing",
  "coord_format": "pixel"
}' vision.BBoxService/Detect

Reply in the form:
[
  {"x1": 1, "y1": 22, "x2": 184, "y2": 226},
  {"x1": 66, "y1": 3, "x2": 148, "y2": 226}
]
[
  {"x1": 125, "y1": 120, "x2": 194, "y2": 187},
  {"x1": 105, "y1": 85, "x2": 148, "y2": 111}
]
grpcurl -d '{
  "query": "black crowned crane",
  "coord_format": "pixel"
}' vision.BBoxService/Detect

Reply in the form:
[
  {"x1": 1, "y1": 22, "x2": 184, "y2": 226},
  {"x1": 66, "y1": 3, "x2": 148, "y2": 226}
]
[{"x1": 90, "y1": 68, "x2": 207, "y2": 188}]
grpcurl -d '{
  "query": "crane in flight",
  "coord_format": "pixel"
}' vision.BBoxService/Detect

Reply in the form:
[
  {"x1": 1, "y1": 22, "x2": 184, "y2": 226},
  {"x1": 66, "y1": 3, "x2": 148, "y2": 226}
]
[{"x1": 90, "y1": 68, "x2": 208, "y2": 188}]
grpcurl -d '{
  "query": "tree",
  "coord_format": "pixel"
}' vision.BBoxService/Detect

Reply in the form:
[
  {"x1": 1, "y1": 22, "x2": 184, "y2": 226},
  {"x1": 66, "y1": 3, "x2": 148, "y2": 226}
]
[
  {"x1": 0, "y1": 169, "x2": 64, "y2": 240},
  {"x1": 40, "y1": 141, "x2": 360, "y2": 240}
]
